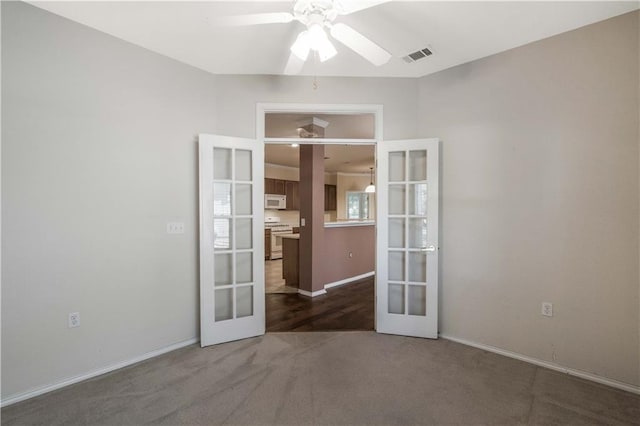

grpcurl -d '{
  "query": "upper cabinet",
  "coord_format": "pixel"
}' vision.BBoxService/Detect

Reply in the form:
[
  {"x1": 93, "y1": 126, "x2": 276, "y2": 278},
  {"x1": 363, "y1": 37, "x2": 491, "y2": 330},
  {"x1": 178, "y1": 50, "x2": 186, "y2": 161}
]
[
  {"x1": 324, "y1": 184, "x2": 337, "y2": 211},
  {"x1": 265, "y1": 178, "x2": 299, "y2": 210},
  {"x1": 264, "y1": 179, "x2": 335, "y2": 211},
  {"x1": 265, "y1": 178, "x2": 286, "y2": 195},
  {"x1": 264, "y1": 178, "x2": 275, "y2": 194},
  {"x1": 285, "y1": 180, "x2": 300, "y2": 211}
]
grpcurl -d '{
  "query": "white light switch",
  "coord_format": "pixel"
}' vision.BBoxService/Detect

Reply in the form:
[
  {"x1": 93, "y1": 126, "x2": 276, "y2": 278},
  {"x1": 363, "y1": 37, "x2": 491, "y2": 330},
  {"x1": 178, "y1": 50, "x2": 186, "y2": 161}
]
[
  {"x1": 68, "y1": 312, "x2": 80, "y2": 328},
  {"x1": 301, "y1": 218, "x2": 306, "y2": 227},
  {"x1": 167, "y1": 222, "x2": 185, "y2": 234}
]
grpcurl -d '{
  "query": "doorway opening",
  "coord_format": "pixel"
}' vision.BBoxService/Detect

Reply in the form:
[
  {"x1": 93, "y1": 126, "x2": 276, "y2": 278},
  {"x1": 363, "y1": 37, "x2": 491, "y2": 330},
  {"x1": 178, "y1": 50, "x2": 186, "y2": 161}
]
[{"x1": 258, "y1": 105, "x2": 381, "y2": 332}]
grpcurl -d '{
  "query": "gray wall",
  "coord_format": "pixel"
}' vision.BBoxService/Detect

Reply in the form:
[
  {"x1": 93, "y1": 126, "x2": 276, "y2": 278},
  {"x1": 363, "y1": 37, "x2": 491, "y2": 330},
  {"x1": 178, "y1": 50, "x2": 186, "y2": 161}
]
[
  {"x1": 214, "y1": 74, "x2": 419, "y2": 140},
  {"x1": 419, "y1": 11, "x2": 639, "y2": 386},
  {"x1": 2, "y1": 2, "x2": 217, "y2": 398}
]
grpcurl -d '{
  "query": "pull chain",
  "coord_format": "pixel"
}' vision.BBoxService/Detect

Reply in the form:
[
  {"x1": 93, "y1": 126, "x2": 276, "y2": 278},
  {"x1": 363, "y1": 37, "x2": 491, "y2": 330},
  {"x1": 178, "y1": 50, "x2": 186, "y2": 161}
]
[{"x1": 312, "y1": 51, "x2": 319, "y2": 90}]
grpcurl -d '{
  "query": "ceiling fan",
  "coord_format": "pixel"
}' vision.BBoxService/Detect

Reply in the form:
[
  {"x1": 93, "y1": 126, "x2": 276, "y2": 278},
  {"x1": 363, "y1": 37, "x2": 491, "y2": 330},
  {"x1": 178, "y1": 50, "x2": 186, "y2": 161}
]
[{"x1": 216, "y1": 0, "x2": 393, "y2": 74}]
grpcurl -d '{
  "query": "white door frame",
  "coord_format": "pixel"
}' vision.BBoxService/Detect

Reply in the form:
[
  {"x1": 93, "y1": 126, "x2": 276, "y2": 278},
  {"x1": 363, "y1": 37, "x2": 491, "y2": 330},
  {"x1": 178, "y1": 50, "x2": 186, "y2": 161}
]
[{"x1": 257, "y1": 102, "x2": 382, "y2": 327}]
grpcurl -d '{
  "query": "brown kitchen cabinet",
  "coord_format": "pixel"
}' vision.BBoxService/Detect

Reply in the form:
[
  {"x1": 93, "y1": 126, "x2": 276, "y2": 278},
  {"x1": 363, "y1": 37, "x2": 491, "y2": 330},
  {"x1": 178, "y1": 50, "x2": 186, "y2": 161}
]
[
  {"x1": 324, "y1": 184, "x2": 337, "y2": 211},
  {"x1": 285, "y1": 180, "x2": 300, "y2": 211},
  {"x1": 265, "y1": 229, "x2": 271, "y2": 260},
  {"x1": 265, "y1": 178, "x2": 286, "y2": 195}
]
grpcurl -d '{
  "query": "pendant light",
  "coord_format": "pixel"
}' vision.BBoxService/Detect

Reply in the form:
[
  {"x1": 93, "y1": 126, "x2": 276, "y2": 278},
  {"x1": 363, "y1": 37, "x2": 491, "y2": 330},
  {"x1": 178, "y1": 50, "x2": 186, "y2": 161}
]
[{"x1": 365, "y1": 167, "x2": 376, "y2": 193}]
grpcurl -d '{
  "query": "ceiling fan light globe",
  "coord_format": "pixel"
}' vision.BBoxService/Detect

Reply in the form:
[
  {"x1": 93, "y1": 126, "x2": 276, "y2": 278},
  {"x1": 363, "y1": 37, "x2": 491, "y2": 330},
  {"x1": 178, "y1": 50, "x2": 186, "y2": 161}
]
[
  {"x1": 291, "y1": 31, "x2": 311, "y2": 60},
  {"x1": 307, "y1": 23, "x2": 328, "y2": 50},
  {"x1": 318, "y1": 39, "x2": 337, "y2": 62}
]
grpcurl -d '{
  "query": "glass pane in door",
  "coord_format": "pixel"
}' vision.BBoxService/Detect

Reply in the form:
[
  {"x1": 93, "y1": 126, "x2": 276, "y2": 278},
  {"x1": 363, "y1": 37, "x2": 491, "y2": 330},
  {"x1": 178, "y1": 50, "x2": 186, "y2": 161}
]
[
  {"x1": 389, "y1": 151, "x2": 406, "y2": 182},
  {"x1": 214, "y1": 254, "x2": 233, "y2": 286},
  {"x1": 213, "y1": 148, "x2": 232, "y2": 180},
  {"x1": 235, "y1": 184, "x2": 252, "y2": 215},
  {"x1": 408, "y1": 184, "x2": 427, "y2": 216},
  {"x1": 388, "y1": 251, "x2": 405, "y2": 281},
  {"x1": 409, "y1": 150, "x2": 427, "y2": 181},
  {"x1": 215, "y1": 289, "x2": 233, "y2": 321},
  {"x1": 389, "y1": 185, "x2": 405, "y2": 215},
  {"x1": 408, "y1": 252, "x2": 427, "y2": 283},
  {"x1": 407, "y1": 285, "x2": 426, "y2": 316},
  {"x1": 213, "y1": 219, "x2": 231, "y2": 250},
  {"x1": 236, "y1": 286, "x2": 253, "y2": 318},
  {"x1": 235, "y1": 150, "x2": 252, "y2": 181},
  {"x1": 408, "y1": 218, "x2": 427, "y2": 249},
  {"x1": 235, "y1": 219, "x2": 252, "y2": 250},
  {"x1": 213, "y1": 183, "x2": 232, "y2": 216},
  {"x1": 388, "y1": 218, "x2": 405, "y2": 248},
  {"x1": 236, "y1": 252, "x2": 253, "y2": 284},
  {"x1": 388, "y1": 284, "x2": 405, "y2": 314}
]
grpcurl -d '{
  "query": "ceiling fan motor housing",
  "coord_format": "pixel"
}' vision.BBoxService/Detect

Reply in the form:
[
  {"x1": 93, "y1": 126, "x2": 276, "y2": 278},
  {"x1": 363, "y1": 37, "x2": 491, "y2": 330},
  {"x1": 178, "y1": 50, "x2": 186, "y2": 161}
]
[{"x1": 294, "y1": 0, "x2": 339, "y2": 27}]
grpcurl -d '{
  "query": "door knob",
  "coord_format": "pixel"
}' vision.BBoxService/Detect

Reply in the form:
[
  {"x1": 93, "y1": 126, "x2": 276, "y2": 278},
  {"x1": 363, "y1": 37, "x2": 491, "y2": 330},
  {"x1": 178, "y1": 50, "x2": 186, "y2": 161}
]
[{"x1": 421, "y1": 245, "x2": 436, "y2": 252}]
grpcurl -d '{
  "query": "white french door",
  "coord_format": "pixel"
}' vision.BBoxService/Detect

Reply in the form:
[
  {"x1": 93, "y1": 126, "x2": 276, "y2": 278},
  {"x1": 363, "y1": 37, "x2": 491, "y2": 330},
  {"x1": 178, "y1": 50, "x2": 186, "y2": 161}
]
[
  {"x1": 199, "y1": 134, "x2": 265, "y2": 347},
  {"x1": 376, "y1": 139, "x2": 439, "y2": 338}
]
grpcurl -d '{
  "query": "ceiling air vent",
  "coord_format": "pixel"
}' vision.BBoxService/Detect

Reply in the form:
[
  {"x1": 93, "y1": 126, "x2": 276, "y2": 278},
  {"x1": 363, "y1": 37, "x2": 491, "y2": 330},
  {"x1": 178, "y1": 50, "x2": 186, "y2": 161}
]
[{"x1": 402, "y1": 47, "x2": 433, "y2": 64}]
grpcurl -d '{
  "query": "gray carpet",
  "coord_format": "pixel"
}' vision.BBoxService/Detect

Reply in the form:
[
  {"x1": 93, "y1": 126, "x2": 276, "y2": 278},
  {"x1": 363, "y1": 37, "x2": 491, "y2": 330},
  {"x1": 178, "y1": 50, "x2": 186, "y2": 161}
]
[{"x1": 2, "y1": 332, "x2": 639, "y2": 425}]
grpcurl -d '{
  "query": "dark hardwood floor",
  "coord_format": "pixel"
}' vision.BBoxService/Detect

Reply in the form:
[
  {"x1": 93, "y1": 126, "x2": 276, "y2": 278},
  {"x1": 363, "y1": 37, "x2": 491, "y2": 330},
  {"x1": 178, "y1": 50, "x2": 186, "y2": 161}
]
[{"x1": 265, "y1": 278, "x2": 374, "y2": 332}]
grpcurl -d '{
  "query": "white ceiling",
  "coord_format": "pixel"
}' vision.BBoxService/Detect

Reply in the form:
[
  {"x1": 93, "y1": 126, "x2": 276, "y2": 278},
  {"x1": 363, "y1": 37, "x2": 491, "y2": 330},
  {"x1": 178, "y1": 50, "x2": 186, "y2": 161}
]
[{"x1": 30, "y1": 1, "x2": 639, "y2": 78}]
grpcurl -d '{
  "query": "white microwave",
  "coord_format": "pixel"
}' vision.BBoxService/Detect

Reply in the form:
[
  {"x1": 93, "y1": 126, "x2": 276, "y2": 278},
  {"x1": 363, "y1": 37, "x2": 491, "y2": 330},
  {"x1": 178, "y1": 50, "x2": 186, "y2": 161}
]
[{"x1": 265, "y1": 194, "x2": 286, "y2": 210}]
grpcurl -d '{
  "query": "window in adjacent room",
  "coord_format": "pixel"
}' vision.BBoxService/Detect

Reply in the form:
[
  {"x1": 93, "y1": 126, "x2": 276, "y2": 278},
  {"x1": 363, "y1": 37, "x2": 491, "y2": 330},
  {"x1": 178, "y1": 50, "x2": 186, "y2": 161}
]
[{"x1": 347, "y1": 191, "x2": 370, "y2": 220}]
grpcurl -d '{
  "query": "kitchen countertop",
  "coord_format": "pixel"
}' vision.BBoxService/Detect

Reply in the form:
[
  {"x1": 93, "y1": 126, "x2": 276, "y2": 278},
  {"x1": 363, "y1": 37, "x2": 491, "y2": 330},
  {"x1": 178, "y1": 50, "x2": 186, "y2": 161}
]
[
  {"x1": 324, "y1": 220, "x2": 375, "y2": 228},
  {"x1": 280, "y1": 233, "x2": 300, "y2": 239}
]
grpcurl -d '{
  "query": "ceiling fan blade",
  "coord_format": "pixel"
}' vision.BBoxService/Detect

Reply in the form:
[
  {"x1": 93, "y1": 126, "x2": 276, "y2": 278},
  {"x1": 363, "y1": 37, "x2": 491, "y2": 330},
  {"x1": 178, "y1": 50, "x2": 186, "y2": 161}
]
[
  {"x1": 334, "y1": 0, "x2": 392, "y2": 15},
  {"x1": 329, "y1": 23, "x2": 391, "y2": 66},
  {"x1": 213, "y1": 12, "x2": 294, "y2": 27},
  {"x1": 284, "y1": 51, "x2": 305, "y2": 75}
]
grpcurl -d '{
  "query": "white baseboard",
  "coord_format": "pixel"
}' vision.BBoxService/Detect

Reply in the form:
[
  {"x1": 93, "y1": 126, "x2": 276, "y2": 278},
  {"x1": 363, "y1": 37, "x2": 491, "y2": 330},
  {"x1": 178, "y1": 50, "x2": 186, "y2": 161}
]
[
  {"x1": 324, "y1": 271, "x2": 375, "y2": 289},
  {"x1": 298, "y1": 288, "x2": 327, "y2": 297},
  {"x1": 1, "y1": 337, "x2": 199, "y2": 407},
  {"x1": 298, "y1": 271, "x2": 375, "y2": 297},
  {"x1": 440, "y1": 334, "x2": 640, "y2": 395}
]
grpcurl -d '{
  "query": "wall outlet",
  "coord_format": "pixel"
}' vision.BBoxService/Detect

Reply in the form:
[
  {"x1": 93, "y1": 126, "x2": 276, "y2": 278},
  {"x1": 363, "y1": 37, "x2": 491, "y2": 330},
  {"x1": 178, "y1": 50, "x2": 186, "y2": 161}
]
[
  {"x1": 68, "y1": 312, "x2": 80, "y2": 328},
  {"x1": 541, "y1": 302, "x2": 553, "y2": 317},
  {"x1": 166, "y1": 222, "x2": 185, "y2": 234}
]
